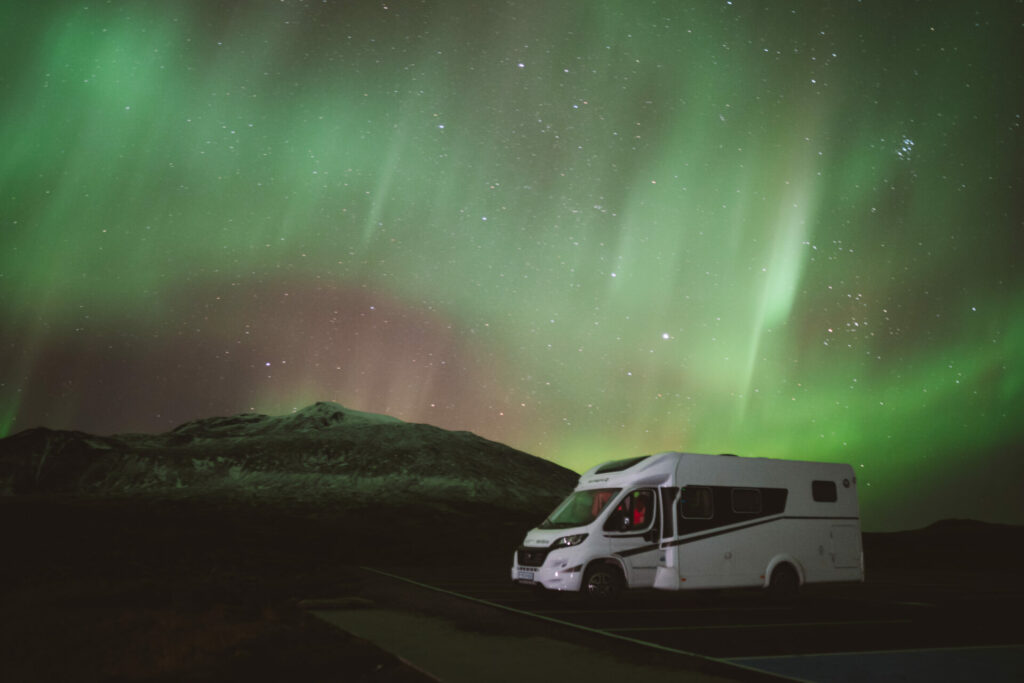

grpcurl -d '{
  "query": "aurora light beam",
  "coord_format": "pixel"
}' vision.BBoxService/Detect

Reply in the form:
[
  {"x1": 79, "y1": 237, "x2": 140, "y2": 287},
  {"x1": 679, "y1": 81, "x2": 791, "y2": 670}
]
[{"x1": 1, "y1": 1, "x2": 1022, "y2": 529}]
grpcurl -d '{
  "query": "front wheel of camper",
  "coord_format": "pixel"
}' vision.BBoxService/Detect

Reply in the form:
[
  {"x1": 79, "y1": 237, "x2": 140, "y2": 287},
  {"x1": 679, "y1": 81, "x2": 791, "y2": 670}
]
[
  {"x1": 768, "y1": 563, "x2": 799, "y2": 601},
  {"x1": 582, "y1": 564, "x2": 622, "y2": 602}
]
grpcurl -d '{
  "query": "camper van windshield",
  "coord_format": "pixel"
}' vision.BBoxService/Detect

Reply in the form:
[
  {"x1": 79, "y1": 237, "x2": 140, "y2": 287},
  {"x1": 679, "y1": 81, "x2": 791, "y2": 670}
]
[{"x1": 538, "y1": 488, "x2": 621, "y2": 529}]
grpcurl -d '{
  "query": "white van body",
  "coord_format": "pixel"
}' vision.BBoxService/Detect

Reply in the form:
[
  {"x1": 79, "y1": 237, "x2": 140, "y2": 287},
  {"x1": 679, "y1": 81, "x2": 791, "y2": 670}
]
[{"x1": 511, "y1": 452, "x2": 863, "y2": 595}]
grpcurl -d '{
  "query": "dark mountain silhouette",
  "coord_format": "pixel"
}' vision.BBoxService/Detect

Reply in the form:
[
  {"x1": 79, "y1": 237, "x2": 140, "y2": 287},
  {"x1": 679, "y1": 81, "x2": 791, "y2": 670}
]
[{"x1": 0, "y1": 401, "x2": 578, "y2": 512}]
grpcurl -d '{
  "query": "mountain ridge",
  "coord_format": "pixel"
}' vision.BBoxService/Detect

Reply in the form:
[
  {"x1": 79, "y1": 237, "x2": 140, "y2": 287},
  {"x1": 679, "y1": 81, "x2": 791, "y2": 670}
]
[{"x1": 0, "y1": 402, "x2": 578, "y2": 512}]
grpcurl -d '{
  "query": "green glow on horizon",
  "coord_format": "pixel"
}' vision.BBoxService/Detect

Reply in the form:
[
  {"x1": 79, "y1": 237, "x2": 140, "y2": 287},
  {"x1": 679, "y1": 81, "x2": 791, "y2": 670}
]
[{"x1": 1, "y1": 1, "x2": 1021, "y2": 529}]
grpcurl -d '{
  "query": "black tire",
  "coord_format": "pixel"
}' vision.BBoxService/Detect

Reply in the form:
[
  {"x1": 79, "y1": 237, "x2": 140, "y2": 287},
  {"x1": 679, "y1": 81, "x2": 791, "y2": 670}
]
[
  {"x1": 582, "y1": 564, "x2": 623, "y2": 602},
  {"x1": 768, "y1": 563, "x2": 800, "y2": 600}
]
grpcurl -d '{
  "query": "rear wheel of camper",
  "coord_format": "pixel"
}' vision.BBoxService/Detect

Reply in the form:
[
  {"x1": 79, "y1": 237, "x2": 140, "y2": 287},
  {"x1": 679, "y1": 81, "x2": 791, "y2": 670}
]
[
  {"x1": 582, "y1": 564, "x2": 622, "y2": 602},
  {"x1": 768, "y1": 563, "x2": 799, "y2": 600}
]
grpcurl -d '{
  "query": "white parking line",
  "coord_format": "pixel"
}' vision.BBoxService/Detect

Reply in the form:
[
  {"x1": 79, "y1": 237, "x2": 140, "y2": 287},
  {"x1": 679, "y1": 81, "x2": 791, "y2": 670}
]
[
  {"x1": 534, "y1": 605, "x2": 797, "y2": 615},
  {"x1": 607, "y1": 619, "x2": 913, "y2": 633},
  {"x1": 815, "y1": 594, "x2": 937, "y2": 609},
  {"x1": 728, "y1": 643, "x2": 1024, "y2": 661}
]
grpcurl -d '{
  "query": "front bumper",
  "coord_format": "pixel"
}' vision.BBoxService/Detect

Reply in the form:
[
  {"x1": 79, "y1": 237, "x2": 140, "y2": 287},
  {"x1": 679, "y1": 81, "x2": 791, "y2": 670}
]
[{"x1": 511, "y1": 549, "x2": 584, "y2": 592}]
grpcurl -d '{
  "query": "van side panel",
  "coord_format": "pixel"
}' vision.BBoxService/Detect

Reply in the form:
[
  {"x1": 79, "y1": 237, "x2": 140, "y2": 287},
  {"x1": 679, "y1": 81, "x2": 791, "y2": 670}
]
[{"x1": 660, "y1": 453, "x2": 864, "y2": 591}]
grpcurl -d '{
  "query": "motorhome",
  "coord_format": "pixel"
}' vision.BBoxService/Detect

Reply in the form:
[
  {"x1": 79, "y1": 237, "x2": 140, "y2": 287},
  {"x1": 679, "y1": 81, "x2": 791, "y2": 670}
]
[{"x1": 512, "y1": 452, "x2": 863, "y2": 599}]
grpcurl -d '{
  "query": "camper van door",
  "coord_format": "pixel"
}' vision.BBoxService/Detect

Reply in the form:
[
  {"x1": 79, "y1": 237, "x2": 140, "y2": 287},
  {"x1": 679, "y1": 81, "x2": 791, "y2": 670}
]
[
  {"x1": 603, "y1": 488, "x2": 660, "y2": 586},
  {"x1": 830, "y1": 524, "x2": 860, "y2": 568}
]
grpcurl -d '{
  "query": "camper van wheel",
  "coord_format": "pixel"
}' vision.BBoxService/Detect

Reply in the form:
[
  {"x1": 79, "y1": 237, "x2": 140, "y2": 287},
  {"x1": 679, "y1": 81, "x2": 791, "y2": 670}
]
[
  {"x1": 582, "y1": 564, "x2": 622, "y2": 601},
  {"x1": 768, "y1": 563, "x2": 799, "y2": 600}
]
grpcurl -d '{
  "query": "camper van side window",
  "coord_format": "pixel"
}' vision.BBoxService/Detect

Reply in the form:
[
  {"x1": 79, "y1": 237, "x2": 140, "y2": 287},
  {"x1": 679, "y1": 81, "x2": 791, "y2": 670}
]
[
  {"x1": 731, "y1": 488, "x2": 762, "y2": 514},
  {"x1": 680, "y1": 486, "x2": 713, "y2": 519},
  {"x1": 603, "y1": 488, "x2": 657, "y2": 533},
  {"x1": 812, "y1": 480, "x2": 838, "y2": 502}
]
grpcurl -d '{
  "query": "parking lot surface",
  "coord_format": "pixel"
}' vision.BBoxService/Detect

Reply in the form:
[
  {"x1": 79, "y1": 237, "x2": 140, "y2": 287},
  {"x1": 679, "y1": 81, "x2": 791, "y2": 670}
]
[{"x1": 356, "y1": 565, "x2": 1024, "y2": 682}]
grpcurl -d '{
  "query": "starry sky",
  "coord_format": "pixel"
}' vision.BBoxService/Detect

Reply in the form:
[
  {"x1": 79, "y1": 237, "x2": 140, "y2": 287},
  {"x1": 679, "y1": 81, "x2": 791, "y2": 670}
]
[{"x1": 2, "y1": 1, "x2": 1021, "y2": 530}]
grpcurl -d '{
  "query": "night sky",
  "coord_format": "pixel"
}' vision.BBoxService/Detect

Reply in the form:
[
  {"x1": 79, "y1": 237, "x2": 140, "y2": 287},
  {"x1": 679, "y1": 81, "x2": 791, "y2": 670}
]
[{"x1": 2, "y1": 1, "x2": 1021, "y2": 529}]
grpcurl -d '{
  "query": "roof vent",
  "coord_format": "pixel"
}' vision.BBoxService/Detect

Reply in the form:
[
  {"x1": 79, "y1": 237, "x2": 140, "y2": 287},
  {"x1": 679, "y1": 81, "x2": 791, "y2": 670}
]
[{"x1": 595, "y1": 455, "x2": 651, "y2": 474}]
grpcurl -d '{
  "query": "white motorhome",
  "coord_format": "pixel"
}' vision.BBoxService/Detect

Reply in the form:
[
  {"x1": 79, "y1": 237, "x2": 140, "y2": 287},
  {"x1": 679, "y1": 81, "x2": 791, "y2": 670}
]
[{"x1": 512, "y1": 452, "x2": 863, "y2": 599}]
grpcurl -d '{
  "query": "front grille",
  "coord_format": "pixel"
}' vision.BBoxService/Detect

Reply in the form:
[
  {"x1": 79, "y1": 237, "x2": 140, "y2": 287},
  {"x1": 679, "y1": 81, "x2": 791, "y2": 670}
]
[{"x1": 516, "y1": 546, "x2": 550, "y2": 567}]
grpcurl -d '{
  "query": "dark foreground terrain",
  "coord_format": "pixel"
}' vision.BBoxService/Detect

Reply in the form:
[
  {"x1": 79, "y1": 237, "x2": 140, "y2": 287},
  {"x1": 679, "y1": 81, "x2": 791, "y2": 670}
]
[
  {"x1": 0, "y1": 403, "x2": 579, "y2": 681},
  {"x1": 3, "y1": 495, "x2": 1022, "y2": 682},
  {"x1": 0, "y1": 495, "x2": 538, "y2": 682}
]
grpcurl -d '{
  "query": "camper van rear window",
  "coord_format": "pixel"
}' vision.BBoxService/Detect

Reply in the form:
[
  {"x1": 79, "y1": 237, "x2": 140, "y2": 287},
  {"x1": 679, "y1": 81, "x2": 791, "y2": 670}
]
[
  {"x1": 594, "y1": 455, "x2": 650, "y2": 474},
  {"x1": 731, "y1": 488, "x2": 762, "y2": 514},
  {"x1": 812, "y1": 480, "x2": 838, "y2": 502},
  {"x1": 680, "y1": 486, "x2": 713, "y2": 519}
]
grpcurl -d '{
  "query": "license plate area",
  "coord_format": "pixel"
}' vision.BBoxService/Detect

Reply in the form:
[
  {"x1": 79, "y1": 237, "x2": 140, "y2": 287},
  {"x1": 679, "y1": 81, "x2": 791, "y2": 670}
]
[{"x1": 516, "y1": 568, "x2": 536, "y2": 582}]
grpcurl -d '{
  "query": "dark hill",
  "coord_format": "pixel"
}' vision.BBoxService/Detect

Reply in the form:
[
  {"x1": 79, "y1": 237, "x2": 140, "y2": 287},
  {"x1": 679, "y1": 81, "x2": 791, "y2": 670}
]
[
  {"x1": 0, "y1": 402, "x2": 578, "y2": 513},
  {"x1": 862, "y1": 517, "x2": 1024, "y2": 576}
]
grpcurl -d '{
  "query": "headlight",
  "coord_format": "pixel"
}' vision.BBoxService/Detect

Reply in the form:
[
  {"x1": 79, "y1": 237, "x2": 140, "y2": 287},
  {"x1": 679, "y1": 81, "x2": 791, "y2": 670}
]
[{"x1": 551, "y1": 533, "x2": 588, "y2": 548}]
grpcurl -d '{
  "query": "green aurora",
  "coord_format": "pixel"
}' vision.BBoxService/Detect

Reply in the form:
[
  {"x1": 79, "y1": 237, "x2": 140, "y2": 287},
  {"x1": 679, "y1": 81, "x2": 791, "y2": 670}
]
[{"x1": 1, "y1": 1, "x2": 1021, "y2": 529}]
